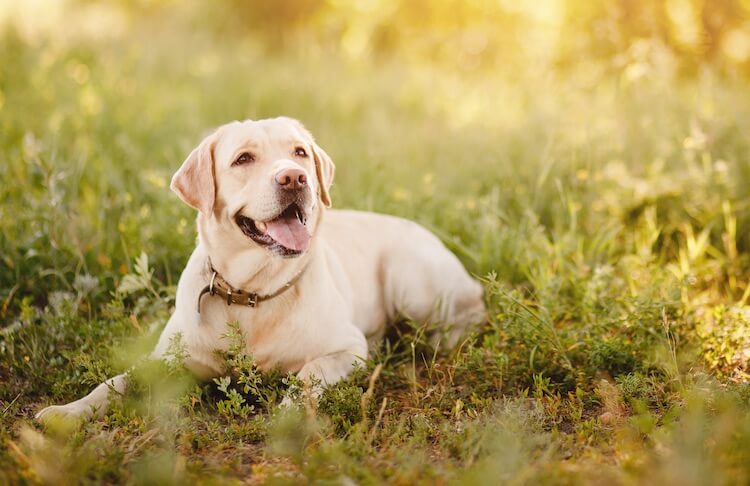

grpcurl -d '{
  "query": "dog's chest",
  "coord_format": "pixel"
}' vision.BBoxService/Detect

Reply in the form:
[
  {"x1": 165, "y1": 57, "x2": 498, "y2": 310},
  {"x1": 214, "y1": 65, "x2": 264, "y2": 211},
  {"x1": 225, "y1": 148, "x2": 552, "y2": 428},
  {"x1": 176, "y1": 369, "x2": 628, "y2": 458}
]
[{"x1": 202, "y1": 295, "x2": 326, "y2": 373}]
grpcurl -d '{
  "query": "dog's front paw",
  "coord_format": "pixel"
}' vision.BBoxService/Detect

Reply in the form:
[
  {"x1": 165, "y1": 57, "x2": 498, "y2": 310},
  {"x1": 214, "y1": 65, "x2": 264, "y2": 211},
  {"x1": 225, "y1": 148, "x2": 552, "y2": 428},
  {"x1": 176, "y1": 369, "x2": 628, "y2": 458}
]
[
  {"x1": 35, "y1": 403, "x2": 93, "y2": 423},
  {"x1": 279, "y1": 394, "x2": 298, "y2": 409},
  {"x1": 278, "y1": 387, "x2": 322, "y2": 410},
  {"x1": 278, "y1": 385, "x2": 323, "y2": 409}
]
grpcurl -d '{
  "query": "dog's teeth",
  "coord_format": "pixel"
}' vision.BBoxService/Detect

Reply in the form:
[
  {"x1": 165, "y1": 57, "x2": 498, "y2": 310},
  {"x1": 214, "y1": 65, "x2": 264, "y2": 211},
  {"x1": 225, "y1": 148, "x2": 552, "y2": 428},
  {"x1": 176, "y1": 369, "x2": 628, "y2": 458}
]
[{"x1": 256, "y1": 221, "x2": 267, "y2": 234}]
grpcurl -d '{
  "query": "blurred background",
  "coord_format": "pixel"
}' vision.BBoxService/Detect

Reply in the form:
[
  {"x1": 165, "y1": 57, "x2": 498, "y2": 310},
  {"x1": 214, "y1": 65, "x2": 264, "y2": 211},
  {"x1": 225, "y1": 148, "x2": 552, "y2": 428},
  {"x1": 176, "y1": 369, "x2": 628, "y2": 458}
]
[{"x1": 5, "y1": 0, "x2": 750, "y2": 74}]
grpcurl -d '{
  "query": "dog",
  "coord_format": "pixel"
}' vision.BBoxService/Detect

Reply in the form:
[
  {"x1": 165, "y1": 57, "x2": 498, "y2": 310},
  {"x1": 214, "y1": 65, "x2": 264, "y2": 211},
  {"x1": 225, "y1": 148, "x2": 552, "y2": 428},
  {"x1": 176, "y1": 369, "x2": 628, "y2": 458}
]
[{"x1": 36, "y1": 117, "x2": 485, "y2": 420}]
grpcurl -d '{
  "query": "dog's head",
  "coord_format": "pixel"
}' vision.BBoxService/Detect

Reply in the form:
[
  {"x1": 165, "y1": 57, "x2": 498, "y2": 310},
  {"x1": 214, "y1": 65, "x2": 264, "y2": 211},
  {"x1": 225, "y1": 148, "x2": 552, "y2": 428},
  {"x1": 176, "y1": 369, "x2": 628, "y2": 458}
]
[{"x1": 171, "y1": 117, "x2": 335, "y2": 258}]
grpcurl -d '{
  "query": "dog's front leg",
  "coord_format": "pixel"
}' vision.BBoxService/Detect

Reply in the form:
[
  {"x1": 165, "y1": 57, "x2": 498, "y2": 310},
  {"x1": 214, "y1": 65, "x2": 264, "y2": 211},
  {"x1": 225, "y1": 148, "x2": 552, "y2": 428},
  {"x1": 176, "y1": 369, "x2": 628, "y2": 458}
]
[
  {"x1": 35, "y1": 373, "x2": 128, "y2": 422},
  {"x1": 297, "y1": 350, "x2": 365, "y2": 386},
  {"x1": 282, "y1": 351, "x2": 363, "y2": 407},
  {"x1": 35, "y1": 326, "x2": 172, "y2": 422},
  {"x1": 283, "y1": 330, "x2": 368, "y2": 406}
]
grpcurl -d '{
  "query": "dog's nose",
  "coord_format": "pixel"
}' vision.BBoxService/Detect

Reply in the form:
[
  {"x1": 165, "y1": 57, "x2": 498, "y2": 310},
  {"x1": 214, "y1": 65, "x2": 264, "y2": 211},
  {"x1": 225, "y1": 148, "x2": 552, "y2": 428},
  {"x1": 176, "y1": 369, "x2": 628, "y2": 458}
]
[{"x1": 275, "y1": 168, "x2": 307, "y2": 191}]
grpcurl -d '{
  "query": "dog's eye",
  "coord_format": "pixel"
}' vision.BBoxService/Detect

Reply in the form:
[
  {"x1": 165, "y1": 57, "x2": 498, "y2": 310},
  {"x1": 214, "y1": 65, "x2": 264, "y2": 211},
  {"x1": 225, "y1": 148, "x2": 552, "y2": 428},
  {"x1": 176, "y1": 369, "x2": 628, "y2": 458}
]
[
  {"x1": 294, "y1": 147, "x2": 308, "y2": 158},
  {"x1": 232, "y1": 152, "x2": 255, "y2": 166}
]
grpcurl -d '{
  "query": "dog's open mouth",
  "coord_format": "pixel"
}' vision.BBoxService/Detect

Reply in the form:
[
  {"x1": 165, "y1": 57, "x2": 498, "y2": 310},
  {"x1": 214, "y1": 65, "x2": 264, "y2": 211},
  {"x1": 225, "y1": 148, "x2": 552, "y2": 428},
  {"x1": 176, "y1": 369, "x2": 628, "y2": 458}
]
[{"x1": 235, "y1": 203, "x2": 310, "y2": 257}]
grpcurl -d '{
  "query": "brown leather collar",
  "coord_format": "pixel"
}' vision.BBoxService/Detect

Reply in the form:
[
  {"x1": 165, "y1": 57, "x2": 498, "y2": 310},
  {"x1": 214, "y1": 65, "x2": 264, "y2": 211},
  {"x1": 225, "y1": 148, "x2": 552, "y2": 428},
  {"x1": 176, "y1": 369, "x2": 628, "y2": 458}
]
[{"x1": 197, "y1": 259, "x2": 307, "y2": 313}]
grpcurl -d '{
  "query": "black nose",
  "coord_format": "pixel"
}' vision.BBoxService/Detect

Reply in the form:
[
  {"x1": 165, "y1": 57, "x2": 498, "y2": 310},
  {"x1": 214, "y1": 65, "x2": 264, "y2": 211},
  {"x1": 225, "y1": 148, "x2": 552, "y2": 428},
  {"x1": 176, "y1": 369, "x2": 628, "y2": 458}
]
[{"x1": 275, "y1": 168, "x2": 307, "y2": 191}]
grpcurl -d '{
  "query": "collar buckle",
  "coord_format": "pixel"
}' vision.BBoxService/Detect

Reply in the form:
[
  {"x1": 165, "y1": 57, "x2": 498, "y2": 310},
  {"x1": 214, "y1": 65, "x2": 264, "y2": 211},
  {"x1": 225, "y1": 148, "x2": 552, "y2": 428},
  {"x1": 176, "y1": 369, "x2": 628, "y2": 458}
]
[{"x1": 209, "y1": 271, "x2": 218, "y2": 295}]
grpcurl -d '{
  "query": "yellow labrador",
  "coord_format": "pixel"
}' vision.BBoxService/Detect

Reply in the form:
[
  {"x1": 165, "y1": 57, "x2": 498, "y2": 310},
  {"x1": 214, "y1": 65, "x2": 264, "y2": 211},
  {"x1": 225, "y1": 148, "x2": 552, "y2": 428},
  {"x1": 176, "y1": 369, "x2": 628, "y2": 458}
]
[{"x1": 36, "y1": 117, "x2": 485, "y2": 420}]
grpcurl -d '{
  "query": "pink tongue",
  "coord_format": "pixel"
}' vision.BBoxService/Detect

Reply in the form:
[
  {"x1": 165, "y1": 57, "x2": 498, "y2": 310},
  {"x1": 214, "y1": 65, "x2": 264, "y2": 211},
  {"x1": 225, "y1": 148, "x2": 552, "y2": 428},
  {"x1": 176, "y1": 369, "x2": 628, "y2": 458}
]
[{"x1": 265, "y1": 215, "x2": 311, "y2": 252}]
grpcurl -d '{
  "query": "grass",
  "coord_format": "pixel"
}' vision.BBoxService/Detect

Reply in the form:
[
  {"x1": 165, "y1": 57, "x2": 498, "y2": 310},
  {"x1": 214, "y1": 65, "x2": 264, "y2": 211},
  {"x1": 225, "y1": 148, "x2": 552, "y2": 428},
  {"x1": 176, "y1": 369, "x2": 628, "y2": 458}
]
[{"x1": 2, "y1": 9, "x2": 750, "y2": 485}]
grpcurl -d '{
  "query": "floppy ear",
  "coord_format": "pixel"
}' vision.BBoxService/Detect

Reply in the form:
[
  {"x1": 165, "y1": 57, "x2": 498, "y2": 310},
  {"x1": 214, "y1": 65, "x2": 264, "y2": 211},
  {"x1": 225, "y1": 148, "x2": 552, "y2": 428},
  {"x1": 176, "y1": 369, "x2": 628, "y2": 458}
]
[
  {"x1": 170, "y1": 130, "x2": 219, "y2": 216},
  {"x1": 311, "y1": 143, "x2": 335, "y2": 207}
]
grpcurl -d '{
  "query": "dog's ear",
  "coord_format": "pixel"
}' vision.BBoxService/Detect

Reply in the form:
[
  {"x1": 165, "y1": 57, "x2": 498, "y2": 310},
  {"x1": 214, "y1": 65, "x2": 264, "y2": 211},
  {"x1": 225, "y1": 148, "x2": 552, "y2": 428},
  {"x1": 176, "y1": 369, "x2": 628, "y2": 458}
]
[
  {"x1": 171, "y1": 129, "x2": 220, "y2": 216},
  {"x1": 311, "y1": 143, "x2": 335, "y2": 207}
]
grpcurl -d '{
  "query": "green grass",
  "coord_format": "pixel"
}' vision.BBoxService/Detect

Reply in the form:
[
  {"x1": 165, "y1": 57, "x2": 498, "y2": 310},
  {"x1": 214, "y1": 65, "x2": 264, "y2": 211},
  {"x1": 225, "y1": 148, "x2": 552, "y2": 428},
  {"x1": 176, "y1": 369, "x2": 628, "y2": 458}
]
[{"x1": 2, "y1": 13, "x2": 750, "y2": 485}]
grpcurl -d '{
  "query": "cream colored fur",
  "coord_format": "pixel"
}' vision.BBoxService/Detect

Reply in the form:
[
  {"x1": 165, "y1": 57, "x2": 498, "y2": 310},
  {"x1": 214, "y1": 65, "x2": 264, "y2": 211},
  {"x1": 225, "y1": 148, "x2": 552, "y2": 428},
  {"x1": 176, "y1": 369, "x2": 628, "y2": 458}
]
[{"x1": 36, "y1": 117, "x2": 485, "y2": 421}]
